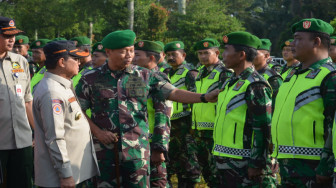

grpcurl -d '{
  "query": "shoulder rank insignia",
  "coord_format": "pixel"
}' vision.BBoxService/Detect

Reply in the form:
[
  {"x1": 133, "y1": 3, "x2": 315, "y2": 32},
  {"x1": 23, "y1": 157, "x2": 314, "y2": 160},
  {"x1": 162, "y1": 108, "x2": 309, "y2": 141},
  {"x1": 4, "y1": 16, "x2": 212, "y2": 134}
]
[
  {"x1": 233, "y1": 81, "x2": 245, "y2": 91},
  {"x1": 176, "y1": 69, "x2": 185, "y2": 75},
  {"x1": 285, "y1": 69, "x2": 296, "y2": 82},
  {"x1": 208, "y1": 72, "x2": 216, "y2": 79},
  {"x1": 305, "y1": 69, "x2": 321, "y2": 79}
]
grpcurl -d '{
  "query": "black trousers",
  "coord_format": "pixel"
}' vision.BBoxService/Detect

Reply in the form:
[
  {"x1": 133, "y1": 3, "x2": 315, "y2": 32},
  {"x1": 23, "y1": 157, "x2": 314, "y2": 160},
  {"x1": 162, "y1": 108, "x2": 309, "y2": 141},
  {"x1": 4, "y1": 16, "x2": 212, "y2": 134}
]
[{"x1": 0, "y1": 146, "x2": 33, "y2": 188}]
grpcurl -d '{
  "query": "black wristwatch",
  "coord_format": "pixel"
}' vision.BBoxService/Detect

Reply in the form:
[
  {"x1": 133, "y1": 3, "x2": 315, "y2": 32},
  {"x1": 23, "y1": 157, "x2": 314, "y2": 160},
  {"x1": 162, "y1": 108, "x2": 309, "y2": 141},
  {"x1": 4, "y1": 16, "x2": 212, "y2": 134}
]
[{"x1": 200, "y1": 94, "x2": 208, "y2": 103}]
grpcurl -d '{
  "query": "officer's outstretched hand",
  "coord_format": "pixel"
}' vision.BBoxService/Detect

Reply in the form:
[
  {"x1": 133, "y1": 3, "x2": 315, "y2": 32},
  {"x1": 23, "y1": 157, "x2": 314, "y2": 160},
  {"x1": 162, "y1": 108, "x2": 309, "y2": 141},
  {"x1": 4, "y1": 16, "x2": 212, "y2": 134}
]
[
  {"x1": 205, "y1": 89, "x2": 219, "y2": 103},
  {"x1": 96, "y1": 129, "x2": 119, "y2": 144},
  {"x1": 247, "y1": 167, "x2": 263, "y2": 182},
  {"x1": 60, "y1": 176, "x2": 75, "y2": 188},
  {"x1": 151, "y1": 150, "x2": 165, "y2": 166}
]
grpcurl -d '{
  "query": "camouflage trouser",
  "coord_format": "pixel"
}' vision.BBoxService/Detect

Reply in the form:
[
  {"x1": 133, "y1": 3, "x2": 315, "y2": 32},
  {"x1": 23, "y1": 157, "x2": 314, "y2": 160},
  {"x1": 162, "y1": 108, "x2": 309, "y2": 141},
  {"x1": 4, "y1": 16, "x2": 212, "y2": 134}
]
[
  {"x1": 150, "y1": 161, "x2": 169, "y2": 188},
  {"x1": 278, "y1": 158, "x2": 332, "y2": 188},
  {"x1": 216, "y1": 156, "x2": 276, "y2": 187},
  {"x1": 193, "y1": 130, "x2": 220, "y2": 187},
  {"x1": 94, "y1": 142, "x2": 149, "y2": 188},
  {"x1": 167, "y1": 115, "x2": 201, "y2": 185}
]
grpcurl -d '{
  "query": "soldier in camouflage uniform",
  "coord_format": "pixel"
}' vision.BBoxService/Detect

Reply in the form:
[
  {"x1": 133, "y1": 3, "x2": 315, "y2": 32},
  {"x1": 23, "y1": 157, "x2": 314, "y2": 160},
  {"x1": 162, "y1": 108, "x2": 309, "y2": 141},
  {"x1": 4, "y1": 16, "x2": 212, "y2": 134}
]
[
  {"x1": 191, "y1": 38, "x2": 232, "y2": 187},
  {"x1": 213, "y1": 32, "x2": 273, "y2": 187},
  {"x1": 156, "y1": 41, "x2": 171, "y2": 72},
  {"x1": 133, "y1": 40, "x2": 173, "y2": 187},
  {"x1": 280, "y1": 39, "x2": 301, "y2": 79},
  {"x1": 13, "y1": 35, "x2": 36, "y2": 78},
  {"x1": 163, "y1": 41, "x2": 201, "y2": 187},
  {"x1": 272, "y1": 18, "x2": 336, "y2": 187},
  {"x1": 76, "y1": 30, "x2": 218, "y2": 187}
]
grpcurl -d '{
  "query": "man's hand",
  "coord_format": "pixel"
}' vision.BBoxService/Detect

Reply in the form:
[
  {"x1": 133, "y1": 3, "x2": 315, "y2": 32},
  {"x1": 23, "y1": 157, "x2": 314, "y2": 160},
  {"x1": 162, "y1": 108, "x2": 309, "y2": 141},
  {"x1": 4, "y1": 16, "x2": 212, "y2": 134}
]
[
  {"x1": 95, "y1": 129, "x2": 118, "y2": 145},
  {"x1": 151, "y1": 150, "x2": 165, "y2": 166},
  {"x1": 205, "y1": 89, "x2": 219, "y2": 103},
  {"x1": 60, "y1": 176, "x2": 75, "y2": 188},
  {"x1": 316, "y1": 174, "x2": 332, "y2": 184},
  {"x1": 248, "y1": 167, "x2": 263, "y2": 182}
]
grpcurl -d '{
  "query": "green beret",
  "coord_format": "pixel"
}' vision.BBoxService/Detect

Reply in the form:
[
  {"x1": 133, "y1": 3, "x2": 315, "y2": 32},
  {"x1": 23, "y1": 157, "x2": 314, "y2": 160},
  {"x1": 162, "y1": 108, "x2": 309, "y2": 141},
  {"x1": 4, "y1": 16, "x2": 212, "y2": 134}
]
[
  {"x1": 70, "y1": 36, "x2": 91, "y2": 47},
  {"x1": 92, "y1": 42, "x2": 105, "y2": 53},
  {"x1": 135, "y1": 40, "x2": 163, "y2": 54},
  {"x1": 102, "y1": 30, "x2": 136, "y2": 50},
  {"x1": 155, "y1": 41, "x2": 165, "y2": 51},
  {"x1": 258, "y1": 39, "x2": 272, "y2": 51},
  {"x1": 222, "y1": 31, "x2": 261, "y2": 49},
  {"x1": 164, "y1": 41, "x2": 184, "y2": 52},
  {"x1": 52, "y1": 37, "x2": 67, "y2": 41},
  {"x1": 194, "y1": 38, "x2": 220, "y2": 51},
  {"x1": 31, "y1": 39, "x2": 51, "y2": 49},
  {"x1": 330, "y1": 36, "x2": 336, "y2": 46},
  {"x1": 281, "y1": 39, "x2": 293, "y2": 49},
  {"x1": 291, "y1": 18, "x2": 334, "y2": 35},
  {"x1": 15, "y1": 35, "x2": 29, "y2": 45}
]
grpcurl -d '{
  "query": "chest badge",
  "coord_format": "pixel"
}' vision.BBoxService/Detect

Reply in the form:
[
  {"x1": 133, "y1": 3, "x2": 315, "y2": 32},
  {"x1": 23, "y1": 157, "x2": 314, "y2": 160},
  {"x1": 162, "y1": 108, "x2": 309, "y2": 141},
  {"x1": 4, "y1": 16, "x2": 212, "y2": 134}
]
[
  {"x1": 306, "y1": 69, "x2": 321, "y2": 79},
  {"x1": 233, "y1": 81, "x2": 245, "y2": 91}
]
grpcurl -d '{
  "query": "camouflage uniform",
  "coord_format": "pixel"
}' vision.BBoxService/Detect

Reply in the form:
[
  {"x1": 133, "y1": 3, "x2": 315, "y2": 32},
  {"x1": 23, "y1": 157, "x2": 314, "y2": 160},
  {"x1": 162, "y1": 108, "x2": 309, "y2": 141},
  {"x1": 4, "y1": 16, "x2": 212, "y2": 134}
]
[
  {"x1": 76, "y1": 63, "x2": 175, "y2": 187},
  {"x1": 280, "y1": 62, "x2": 301, "y2": 79},
  {"x1": 268, "y1": 60, "x2": 282, "y2": 74},
  {"x1": 214, "y1": 66, "x2": 274, "y2": 187},
  {"x1": 148, "y1": 66, "x2": 172, "y2": 188},
  {"x1": 157, "y1": 60, "x2": 171, "y2": 72},
  {"x1": 192, "y1": 62, "x2": 232, "y2": 187},
  {"x1": 164, "y1": 62, "x2": 201, "y2": 186},
  {"x1": 274, "y1": 60, "x2": 336, "y2": 187}
]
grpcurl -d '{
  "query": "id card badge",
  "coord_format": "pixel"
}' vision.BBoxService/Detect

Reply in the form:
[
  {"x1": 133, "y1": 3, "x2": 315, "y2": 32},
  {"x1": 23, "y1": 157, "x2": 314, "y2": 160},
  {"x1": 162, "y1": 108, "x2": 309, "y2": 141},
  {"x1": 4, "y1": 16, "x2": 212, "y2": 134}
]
[{"x1": 15, "y1": 84, "x2": 23, "y2": 97}]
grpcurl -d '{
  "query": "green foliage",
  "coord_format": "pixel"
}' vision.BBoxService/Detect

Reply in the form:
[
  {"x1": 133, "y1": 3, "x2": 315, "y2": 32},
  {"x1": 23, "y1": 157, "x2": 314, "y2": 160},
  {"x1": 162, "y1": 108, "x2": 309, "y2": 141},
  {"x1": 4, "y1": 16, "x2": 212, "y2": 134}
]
[
  {"x1": 330, "y1": 18, "x2": 336, "y2": 36},
  {"x1": 145, "y1": 3, "x2": 168, "y2": 41}
]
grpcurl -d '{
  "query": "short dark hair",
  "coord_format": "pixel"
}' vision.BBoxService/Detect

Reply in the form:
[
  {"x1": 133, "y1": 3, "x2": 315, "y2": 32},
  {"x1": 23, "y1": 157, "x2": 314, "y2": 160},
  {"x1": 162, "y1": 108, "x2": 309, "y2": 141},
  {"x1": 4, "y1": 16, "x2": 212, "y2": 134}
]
[
  {"x1": 45, "y1": 55, "x2": 70, "y2": 70},
  {"x1": 145, "y1": 51, "x2": 161, "y2": 63},
  {"x1": 232, "y1": 45, "x2": 257, "y2": 62},
  {"x1": 309, "y1": 32, "x2": 330, "y2": 49}
]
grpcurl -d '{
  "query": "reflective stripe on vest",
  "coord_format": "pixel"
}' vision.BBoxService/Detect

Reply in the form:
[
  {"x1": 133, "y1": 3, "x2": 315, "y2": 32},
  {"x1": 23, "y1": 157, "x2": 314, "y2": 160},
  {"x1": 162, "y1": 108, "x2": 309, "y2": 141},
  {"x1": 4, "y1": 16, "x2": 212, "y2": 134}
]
[
  {"x1": 272, "y1": 61, "x2": 334, "y2": 160},
  {"x1": 192, "y1": 66, "x2": 221, "y2": 130},
  {"x1": 31, "y1": 66, "x2": 46, "y2": 94},
  {"x1": 213, "y1": 75, "x2": 253, "y2": 159},
  {"x1": 170, "y1": 66, "x2": 191, "y2": 120}
]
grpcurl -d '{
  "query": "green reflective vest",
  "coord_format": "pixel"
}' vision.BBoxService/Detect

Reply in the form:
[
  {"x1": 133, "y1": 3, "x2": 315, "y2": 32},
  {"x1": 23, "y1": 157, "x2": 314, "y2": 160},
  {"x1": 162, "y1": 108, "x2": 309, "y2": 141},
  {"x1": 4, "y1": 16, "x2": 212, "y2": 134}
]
[
  {"x1": 192, "y1": 66, "x2": 222, "y2": 130},
  {"x1": 72, "y1": 66, "x2": 93, "y2": 88},
  {"x1": 271, "y1": 61, "x2": 335, "y2": 160},
  {"x1": 213, "y1": 75, "x2": 254, "y2": 159},
  {"x1": 31, "y1": 66, "x2": 46, "y2": 93},
  {"x1": 169, "y1": 66, "x2": 192, "y2": 120}
]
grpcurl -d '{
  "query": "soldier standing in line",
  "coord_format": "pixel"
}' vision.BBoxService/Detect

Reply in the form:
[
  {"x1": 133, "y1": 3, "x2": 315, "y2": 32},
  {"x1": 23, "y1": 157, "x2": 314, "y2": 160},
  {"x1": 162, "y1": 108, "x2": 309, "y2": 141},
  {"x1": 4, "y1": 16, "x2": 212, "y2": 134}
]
[
  {"x1": 156, "y1": 41, "x2": 171, "y2": 72},
  {"x1": 280, "y1": 39, "x2": 301, "y2": 79},
  {"x1": 91, "y1": 42, "x2": 107, "y2": 68},
  {"x1": 191, "y1": 38, "x2": 232, "y2": 187}
]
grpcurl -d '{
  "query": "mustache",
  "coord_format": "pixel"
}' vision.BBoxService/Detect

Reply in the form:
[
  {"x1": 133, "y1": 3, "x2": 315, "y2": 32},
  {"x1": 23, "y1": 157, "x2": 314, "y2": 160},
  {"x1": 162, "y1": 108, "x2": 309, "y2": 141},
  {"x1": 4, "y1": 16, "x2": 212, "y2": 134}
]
[{"x1": 168, "y1": 59, "x2": 176, "y2": 63}]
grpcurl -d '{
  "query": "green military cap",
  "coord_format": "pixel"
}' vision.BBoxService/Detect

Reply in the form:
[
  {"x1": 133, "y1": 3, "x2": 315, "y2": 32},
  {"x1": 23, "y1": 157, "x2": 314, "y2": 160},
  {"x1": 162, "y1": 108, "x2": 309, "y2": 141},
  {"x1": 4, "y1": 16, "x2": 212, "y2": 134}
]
[
  {"x1": 155, "y1": 41, "x2": 165, "y2": 51},
  {"x1": 291, "y1": 18, "x2": 334, "y2": 35},
  {"x1": 164, "y1": 41, "x2": 184, "y2": 52},
  {"x1": 92, "y1": 42, "x2": 105, "y2": 53},
  {"x1": 281, "y1": 39, "x2": 293, "y2": 49},
  {"x1": 330, "y1": 36, "x2": 336, "y2": 46},
  {"x1": 222, "y1": 31, "x2": 261, "y2": 49},
  {"x1": 31, "y1": 39, "x2": 51, "y2": 49},
  {"x1": 70, "y1": 36, "x2": 91, "y2": 47},
  {"x1": 52, "y1": 37, "x2": 67, "y2": 41},
  {"x1": 258, "y1": 39, "x2": 272, "y2": 51},
  {"x1": 15, "y1": 35, "x2": 29, "y2": 45},
  {"x1": 194, "y1": 38, "x2": 220, "y2": 51},
  {"x1": 135, "y1": 40, "x2": 163, "y2": 54},
  {"x1": 102, "y1": 30, "x2": 136, "y2": 50}
]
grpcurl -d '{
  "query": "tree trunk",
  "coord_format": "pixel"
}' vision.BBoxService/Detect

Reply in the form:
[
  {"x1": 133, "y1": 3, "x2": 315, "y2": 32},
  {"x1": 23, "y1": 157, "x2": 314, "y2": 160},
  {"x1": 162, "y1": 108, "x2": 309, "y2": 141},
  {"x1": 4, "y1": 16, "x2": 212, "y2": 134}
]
[
  {"x1": 128, "y1": 0, "x2": 134, "y2": 30},
  {"x1": 178, "y1": 0, "x2": 186, "y2": 15},
  {"x1": 89, "y1": 21, "x2": 93, "y2": 44},
  {"x1": 35, "y1": 29, "x2": 38, "y2": 40}
]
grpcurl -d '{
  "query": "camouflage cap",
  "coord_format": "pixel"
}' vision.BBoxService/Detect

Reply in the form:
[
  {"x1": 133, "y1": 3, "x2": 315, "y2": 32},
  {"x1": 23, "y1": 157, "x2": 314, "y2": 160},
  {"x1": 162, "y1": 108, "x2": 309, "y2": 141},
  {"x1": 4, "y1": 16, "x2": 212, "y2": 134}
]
[
  {"x1": 135, "y1": 40, "x2": 163, "y2": 54},
  {"x1": 92, "y1": 42, "x2": 105, "y2": 53},
  {"x1": 281, "y1": 39, "x2": 293, "y2": 49},
  {"x1": 70, "y1": 36, "x2": 91, "y2": 47},
  {"x1": 0, "y1": 16, "x2": 23, "y2": 35},
  {"x1": 258, "y1": 39, "x2": 272, "y2": 51},
  {"x1": 102, "y1": 30, "x2": 136, "y2": 50},
  {"x1": 164, "y1": 41, "x2": 184, "y2": 53},
  {"x1": 330, "y1": 36, "x2": 336, "y2": 46},
  {"x1": 194, "y1": 38, "x2": 220, "y2": 51},
  {"x1": 291, "y1": 18, "x2": 334, "y2": 35},
  {"x1": 52, "y1": 37, "x2": 67, "y2": 41},
  {"x1": 15, "y1": 35, "x2": 29, "y2": 45},
  {"x1": 31, "y1": 39, "x2": 52, "y2": 49},
  {"x1": 222, "y1": 31, "x2": 261, "y2": 49}
]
